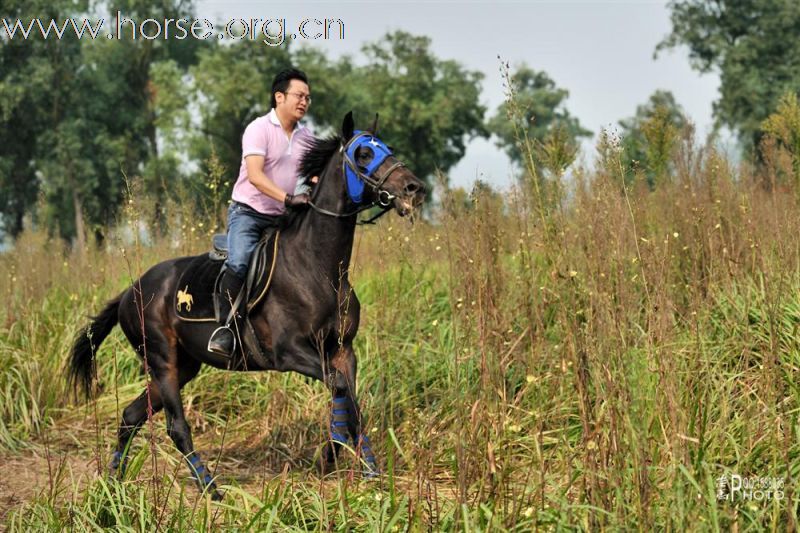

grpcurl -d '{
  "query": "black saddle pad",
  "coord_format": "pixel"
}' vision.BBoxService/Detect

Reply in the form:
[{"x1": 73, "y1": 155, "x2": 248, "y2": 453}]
[
  {"x1": 175, "y1": 255, "x2": 222, "y2": 321},
  {"x1": 175, "y1": 232, "x2": 280, "y2": 322}
]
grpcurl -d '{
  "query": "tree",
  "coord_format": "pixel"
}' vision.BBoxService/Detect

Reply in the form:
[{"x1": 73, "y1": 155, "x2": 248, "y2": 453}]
[
  {"x1": 292, "y1": 47, "x2": 364, "y2": 137},
  {"x1": 1, "y1": 22, "x2": 486, "y2": 240},
  {"x1": 297, "y1": 32, "x2": 488, "y2": 190},
  {"x1": 761, "y1": 91, "x2": 800, "y2": 187},
  {"x1": 0, "y1": 0, "x2": 89, "y2": 239},
  {"x1": 488, "y1": 65, "x2": 591, "y2": 176},
  {"x1": 187, "y1": 41, "x2": 293, "y2": 201},
  {"x1": 0, "y1": 0, "x2": 205, "y2": 244},
  {"x1": 101, "y1": 0, "x2": 208, "y2": 235},
  {"x1": 658, "y1": 0, "x2": 800, "y2": 149},
  {"x1": 618, "y1": 90, "x2": 687, "y2": 187}
]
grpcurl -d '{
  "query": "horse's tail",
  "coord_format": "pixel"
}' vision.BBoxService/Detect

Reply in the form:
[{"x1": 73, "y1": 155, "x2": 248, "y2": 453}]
[{"x1": 68, "y1": 292, "x2": 123, "y2": 398}]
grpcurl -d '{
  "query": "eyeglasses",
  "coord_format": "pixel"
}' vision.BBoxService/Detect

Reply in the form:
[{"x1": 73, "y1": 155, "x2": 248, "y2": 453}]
[{"x1": 284, "y1": 91, "x2": 312, "y2": 104}]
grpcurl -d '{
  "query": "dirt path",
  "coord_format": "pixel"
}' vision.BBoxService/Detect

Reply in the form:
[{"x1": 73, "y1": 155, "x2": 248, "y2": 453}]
[
  {"x1": 0, "y1": 447, "x2": 97, "y2": 523},
  {"x1": 0, "y1": 431, "x2": 347, "y2": 525}
]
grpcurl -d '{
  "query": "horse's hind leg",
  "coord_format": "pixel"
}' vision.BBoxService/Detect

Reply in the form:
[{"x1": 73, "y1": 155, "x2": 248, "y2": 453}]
[
  {"x1": 110, "y1": 383, "x2": 164, "y2": 477},
  {"x1": 110, "y1": 355, "x2": 201, "y2": 478},
  {"x1": 325, "y1": 345, "x2": 378, "y2": 476},
  {"x1": 154, "y1": 355, "x2": 222, "y2": 500}
]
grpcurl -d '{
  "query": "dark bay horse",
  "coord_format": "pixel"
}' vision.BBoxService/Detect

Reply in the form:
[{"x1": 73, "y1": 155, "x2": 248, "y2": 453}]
[{"x1": 68, "y1": 112, "x2": 426, "y2": 500}]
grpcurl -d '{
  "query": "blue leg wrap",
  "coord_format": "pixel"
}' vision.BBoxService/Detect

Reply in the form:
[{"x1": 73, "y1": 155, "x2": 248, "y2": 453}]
[
  {"x1": 187, "y1": 454, "x2": 215, "y2": 487},
  {"x1": 330, "y1": 428, "x2": 349, "y2": 443},
  {"x1": 359, "y1": 434, "x2": 379, "y2": 476},
  {"x1": 110, "y1": 450, "x2": 128, "y2": 476},
  {"x1": 330, "y1": 397, "x2": 350, "y2": 444}
]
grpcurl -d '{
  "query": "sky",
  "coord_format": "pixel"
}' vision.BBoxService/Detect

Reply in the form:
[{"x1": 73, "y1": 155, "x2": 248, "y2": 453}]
[{"x1": 194, "y1": 0, "x2": 721, "y2": 190}]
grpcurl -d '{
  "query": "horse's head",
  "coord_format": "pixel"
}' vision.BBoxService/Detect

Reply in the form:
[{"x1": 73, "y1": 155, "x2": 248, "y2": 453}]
[{"x1": 340, "y1": 111, "x2": 426, "y2": 217}]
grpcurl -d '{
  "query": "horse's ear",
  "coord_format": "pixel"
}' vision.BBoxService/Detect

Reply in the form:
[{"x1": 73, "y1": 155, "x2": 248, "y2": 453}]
[{"x1": 342, "y1": 111, "x2": 355, "y2": 142}]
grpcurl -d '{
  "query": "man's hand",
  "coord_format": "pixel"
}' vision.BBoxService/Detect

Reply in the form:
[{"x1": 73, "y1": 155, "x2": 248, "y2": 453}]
[{"x1": 284, "y1": 193, "x2": 310, "y2": 209}]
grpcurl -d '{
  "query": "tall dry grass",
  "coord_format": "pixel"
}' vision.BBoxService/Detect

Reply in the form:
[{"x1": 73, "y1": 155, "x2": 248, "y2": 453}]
[{"x1": 1, "y1": 90, "x2": 800, "y2": 529}]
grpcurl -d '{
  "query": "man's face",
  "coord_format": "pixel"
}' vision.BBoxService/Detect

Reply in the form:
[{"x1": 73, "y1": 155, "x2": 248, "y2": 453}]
[{"x1": 275, "y1": 79, "x2": 310, "y2": 122}]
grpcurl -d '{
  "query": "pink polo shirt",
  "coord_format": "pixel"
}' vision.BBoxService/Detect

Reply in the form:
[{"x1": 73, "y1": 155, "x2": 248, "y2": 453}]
[{"x1": 231, "y1": 109, "x2": 314, "y2": 215}]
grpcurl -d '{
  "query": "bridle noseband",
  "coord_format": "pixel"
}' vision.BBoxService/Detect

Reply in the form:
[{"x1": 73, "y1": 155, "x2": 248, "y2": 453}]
[{"x1": 308, "y1": 131, "x2": 407, "y2": 224}]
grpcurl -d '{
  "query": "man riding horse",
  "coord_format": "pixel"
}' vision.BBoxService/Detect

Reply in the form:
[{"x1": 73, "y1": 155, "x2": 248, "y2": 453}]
[
  {"x1": 208, "y1": 68, "x2": 316, "y2": 356},
  {"x1": 68, "y1": 66, "x2": 426, "y2": 499}
]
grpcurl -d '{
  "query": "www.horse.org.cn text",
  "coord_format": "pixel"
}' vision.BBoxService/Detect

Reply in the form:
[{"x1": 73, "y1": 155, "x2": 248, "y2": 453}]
[{"x1": 1, "y1": 13, "x2": 345, "y2": 46}]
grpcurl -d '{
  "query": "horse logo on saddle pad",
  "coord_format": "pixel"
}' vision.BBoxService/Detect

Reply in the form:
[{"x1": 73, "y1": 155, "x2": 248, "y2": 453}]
[{"x1": 176, "y1": 286, "x2": 194, "y2": 312}]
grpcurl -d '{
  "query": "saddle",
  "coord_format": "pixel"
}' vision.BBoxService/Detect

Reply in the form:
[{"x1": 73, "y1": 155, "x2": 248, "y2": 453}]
[{"x1": 175, "y1": 231, "x2": 280, "y2": 323}]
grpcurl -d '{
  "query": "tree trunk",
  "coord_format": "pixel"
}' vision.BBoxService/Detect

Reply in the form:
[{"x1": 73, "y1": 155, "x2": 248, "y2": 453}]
[{"x1": 72, "y1": 187, "x2": 86, "y2": 253}]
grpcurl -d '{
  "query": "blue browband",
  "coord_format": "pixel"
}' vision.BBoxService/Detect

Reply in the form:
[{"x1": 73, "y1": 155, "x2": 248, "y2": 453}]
[{"x1": 342, "y1": 130, "x2": 402, "y2": 204}]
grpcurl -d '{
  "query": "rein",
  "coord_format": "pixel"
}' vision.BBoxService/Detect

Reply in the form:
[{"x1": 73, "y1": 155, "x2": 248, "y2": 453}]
[
  {"x1": 307, "y1": 132, "x2": 405, "y2": 225},
  {"x1": 307, "y1": 201, "x2": 393, "y2": 225}
]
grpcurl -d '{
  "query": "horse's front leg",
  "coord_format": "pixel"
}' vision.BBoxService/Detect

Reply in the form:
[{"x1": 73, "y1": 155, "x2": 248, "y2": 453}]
[{"x1": 326, "y1": 345, "x2": 378, "y2": 476}]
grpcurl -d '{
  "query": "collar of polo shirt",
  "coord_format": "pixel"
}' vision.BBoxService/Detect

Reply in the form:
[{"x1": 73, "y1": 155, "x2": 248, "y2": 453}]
[{"x1": 268, "y1": 109, "x2": 306, "y2": 131}]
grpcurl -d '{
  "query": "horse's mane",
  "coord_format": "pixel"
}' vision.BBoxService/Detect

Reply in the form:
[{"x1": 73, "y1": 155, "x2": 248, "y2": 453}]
[
  {"x1": 299, "y1": 134, "x2": 342, "y2": 180},
  {"x1": 281, "y1": 134, "x2": 342, "y2": 230}
]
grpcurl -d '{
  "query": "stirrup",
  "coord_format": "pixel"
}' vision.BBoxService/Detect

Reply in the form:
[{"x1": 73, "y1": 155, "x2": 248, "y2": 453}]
[{"x1": 207, "y1": 325, "x2": 236, "y2": 356}]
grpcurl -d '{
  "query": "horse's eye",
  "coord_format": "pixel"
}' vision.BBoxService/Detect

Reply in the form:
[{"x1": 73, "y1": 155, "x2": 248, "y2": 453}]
[{"x1": 358, "y1": 147, "x2": 374, "y2": 163}]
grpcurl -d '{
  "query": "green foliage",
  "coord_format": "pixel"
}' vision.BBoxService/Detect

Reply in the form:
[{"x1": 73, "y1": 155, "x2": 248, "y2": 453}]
[
  {"x1": 187, "y1": 41, "x2": 293, "y2": 200},
  {"x1": 357, "y1": 32, "x2": 488, "y2": 186},
  {"x1": 302, "y1": 31, "x2": 488, "y2": 190},
  {"x1": 0, "y1": 0, "x2": 88, "y2": 238},
  {"x1": 0, "y1": 0, "x2": 204, "y2": 244},
  {"x1": 659, "y1": 0, "x2": 800, "y2": 149},
  {"x1": 183, "y1": 31, "x2": 488, "y2": 202},
  {"x1": 488, "y1": 64, "x2": 591, "y2": 174},
  {"x1": 618, "y1": 90, "x2": 687, "y2": 188},
  {"x1": 294, "y1": 47, "x2": 366, "y2": 137},
  {"x1": 761, "y1": 91, "x2": 800, "y2": 184},
  {"x1": 2, "y1": 5, "x2": 487, "y2": 242}
]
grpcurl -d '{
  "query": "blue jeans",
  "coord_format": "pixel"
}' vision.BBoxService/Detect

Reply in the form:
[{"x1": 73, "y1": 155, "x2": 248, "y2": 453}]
[{"x1": 224, "y1": 202, "x2": 282, "y2": 280}]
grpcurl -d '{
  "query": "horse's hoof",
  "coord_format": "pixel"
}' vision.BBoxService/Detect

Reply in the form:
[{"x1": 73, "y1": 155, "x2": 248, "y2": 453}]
[
  {"x1": 196, "y1": 479, "x2": 222, "y2": 500},
  {"x1": 362, "y1": 458, "x2": 380, "y2": 479},
  {"x1": 319, "y1": 442, "x2": 341, "y2": 471},
  {"x1": 318, "y1": 456, "x2": 341, "y2": 477},
  {"x1": 357, "y1": 435, "x2": 378, "y2": 479},
  {"x1": 108, "y1": 451, "x2": 128, "y2": 481}
]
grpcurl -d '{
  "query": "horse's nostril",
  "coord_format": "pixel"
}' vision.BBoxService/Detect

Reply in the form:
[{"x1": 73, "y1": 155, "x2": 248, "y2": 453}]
[{"x1": 404, "y1": 182, "x2": 421, "y2": 195}]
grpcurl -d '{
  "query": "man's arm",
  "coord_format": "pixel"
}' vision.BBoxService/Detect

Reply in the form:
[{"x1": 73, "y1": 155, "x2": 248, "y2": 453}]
[{"x1": 245, "y1": 155, "x2": 288, "y2": 203}]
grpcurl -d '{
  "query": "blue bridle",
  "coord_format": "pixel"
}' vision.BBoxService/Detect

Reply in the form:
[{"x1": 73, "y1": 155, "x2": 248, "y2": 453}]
[
  {"x1": 306, "y1": 130, "x2": 408, "y2": 223},
  {"x1": 341, "y1": 130, "x2": 405, "y2": 205}
]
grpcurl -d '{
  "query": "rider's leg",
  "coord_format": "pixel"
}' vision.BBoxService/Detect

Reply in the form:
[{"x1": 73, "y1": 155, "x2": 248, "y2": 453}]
[
  {"x1": 207, "y1": 269, "x2": 245, "y2": 355},
  {"x1": 208, "y1": 203, "x2": 261, "y2": 356}
]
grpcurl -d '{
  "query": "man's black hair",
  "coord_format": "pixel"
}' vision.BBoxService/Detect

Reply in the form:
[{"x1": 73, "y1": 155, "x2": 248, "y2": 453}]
[{"x1": 271, "y1": 68, "x2": 309, "y2": 108}]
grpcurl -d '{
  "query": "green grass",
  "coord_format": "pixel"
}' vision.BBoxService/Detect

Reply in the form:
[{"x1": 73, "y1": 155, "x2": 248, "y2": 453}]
[
  {"x1": 1, "y1": 236, "x2": 798, "y2": 530},
  {"x1": 2, "y1": 134, "x2": 800, "y2": 529}
]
